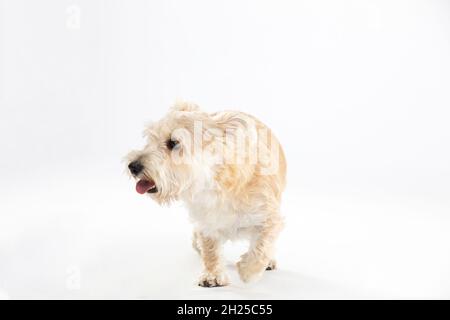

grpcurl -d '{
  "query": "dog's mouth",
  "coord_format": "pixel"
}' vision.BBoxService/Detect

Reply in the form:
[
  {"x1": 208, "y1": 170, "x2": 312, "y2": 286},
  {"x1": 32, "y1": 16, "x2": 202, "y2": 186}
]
[{"x1": 136, "y1": 179, "x2": 158, "y2": 194}]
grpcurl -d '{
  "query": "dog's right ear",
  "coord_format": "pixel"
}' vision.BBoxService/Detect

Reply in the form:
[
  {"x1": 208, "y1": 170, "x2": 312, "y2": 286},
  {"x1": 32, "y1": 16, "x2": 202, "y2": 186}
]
[{"x1": 170, "y1": 100, "x2": 200, "y2": 112}]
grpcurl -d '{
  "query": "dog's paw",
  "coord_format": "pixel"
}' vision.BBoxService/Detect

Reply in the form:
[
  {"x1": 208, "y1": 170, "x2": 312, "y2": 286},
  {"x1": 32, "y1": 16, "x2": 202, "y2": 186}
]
[
  {"x1": 266, "y1": 259, "x2": 277, "y2": 271},
  {"x1": 236, "y1": 255, "x2": 267, "y2": 283},
  {"x1": 198, "y1": 271, "x2": 229, "y2": 287}
]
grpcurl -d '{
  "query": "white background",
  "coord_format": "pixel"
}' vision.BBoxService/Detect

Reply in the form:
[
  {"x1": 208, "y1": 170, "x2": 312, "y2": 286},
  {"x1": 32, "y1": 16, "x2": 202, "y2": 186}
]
[{"x1": 1, "y1": 0, "x2": 450, "y2": 299}]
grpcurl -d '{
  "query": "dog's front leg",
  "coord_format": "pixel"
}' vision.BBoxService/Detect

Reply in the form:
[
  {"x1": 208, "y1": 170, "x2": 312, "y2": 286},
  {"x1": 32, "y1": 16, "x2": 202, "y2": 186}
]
[
  {"x1": 237, "y1": 215, "x2": 283, "y2": 283},
  {"x1": 197, "y1": 234, "x2": 229, "y2": 287}
]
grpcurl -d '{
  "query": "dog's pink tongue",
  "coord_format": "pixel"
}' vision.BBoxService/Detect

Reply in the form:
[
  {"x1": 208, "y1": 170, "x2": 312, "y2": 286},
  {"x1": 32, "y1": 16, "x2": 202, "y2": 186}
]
[{"x1": 136, "y1": 179, "x2": 155, "y2": 194}]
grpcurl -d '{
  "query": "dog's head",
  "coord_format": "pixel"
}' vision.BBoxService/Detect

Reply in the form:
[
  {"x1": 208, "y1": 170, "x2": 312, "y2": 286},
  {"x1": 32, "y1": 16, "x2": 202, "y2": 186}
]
[
  {"x1": 126, "y1": 102, "x2": 218, "y2": 204},
  {"x1": 126, "y1": 102, "x2": 280, "y2": 204}
]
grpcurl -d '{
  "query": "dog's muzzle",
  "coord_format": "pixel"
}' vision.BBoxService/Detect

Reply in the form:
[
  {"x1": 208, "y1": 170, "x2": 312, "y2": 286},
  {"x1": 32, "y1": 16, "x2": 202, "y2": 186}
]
[{"x1": 128, "y1": 161, "x2": 158, "y2": 194}]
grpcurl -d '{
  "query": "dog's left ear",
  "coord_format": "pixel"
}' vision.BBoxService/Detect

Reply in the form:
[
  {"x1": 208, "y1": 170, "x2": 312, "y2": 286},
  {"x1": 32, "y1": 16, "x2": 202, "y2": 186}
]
[{"x1": 171, "y1": 100, "x2": 200, "y2": 112}]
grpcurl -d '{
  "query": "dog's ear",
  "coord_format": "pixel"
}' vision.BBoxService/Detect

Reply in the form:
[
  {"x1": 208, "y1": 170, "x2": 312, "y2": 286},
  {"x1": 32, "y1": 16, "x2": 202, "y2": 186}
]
[{"x1": 171, "y1": 100, "x2": 200, "y2": 112}]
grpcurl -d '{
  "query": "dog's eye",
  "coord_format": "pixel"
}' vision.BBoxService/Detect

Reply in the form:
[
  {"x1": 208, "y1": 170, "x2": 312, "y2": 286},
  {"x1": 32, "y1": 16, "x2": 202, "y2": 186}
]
[{"x1": 166, "y1": 139, "x2": 179, "y2": 150}]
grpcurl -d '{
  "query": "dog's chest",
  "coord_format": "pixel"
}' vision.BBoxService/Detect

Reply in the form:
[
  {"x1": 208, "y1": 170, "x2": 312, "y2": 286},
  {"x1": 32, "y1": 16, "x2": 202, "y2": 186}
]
[{"x1": 185, "y1": 190, "x2": 265, "y2": 239}]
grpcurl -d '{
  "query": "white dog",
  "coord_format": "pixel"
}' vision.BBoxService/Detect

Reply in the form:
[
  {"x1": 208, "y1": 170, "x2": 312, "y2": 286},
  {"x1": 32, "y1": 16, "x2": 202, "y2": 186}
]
[{"x1": 126, "y1": 102, "x2": 286, "y2": 287}]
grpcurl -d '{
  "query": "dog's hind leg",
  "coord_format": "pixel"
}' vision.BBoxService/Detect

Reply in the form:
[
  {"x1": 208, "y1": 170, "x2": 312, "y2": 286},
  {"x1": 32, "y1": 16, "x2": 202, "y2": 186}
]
[
  {"x1": 237, "y1": 213, "x2": 283, "y2": 282},
  {"x1": 197, "y1": 233, "x2": 229, "y2": 287}
]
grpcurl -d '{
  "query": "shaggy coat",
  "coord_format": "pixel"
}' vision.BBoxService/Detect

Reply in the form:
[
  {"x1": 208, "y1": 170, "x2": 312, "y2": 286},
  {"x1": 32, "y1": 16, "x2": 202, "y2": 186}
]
[{"x1": 127, "y1": 102, "x2": 286, "y2": 286}]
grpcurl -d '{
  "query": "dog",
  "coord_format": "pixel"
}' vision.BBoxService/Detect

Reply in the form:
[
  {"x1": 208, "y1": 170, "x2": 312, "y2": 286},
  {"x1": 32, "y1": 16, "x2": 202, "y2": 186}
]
[{"x1": 126, "y1": 102, "x2": 286, "y2": 287}]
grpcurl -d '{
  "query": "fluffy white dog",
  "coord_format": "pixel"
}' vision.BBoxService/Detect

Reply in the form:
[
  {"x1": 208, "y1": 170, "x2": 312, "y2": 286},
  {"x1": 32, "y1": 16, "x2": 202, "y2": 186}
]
[{"x1": 126, "y1": 102, "x2": 286, "y2": 287}]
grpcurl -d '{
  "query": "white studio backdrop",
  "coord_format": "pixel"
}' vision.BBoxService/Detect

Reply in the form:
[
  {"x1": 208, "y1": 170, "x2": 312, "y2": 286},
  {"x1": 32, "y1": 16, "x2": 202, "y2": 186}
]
[{"x1": 0, "y1": 0, "x2": 450, "y2": 299}]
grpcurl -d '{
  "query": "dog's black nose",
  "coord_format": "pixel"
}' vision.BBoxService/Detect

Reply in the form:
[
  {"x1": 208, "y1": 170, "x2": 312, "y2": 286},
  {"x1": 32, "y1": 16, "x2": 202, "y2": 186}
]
[{"x1": 128, "y1": 161, "x2": 144, "y2": 176}]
